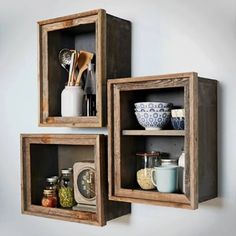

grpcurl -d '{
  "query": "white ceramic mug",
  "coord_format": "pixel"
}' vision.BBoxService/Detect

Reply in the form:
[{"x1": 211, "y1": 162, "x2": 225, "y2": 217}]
[
  {"x1": 61, "y1": 86, "x2": 84, "y2": 117},
  {"x1": 151, "y1": 166, "x2": 178, "y2": 193}
]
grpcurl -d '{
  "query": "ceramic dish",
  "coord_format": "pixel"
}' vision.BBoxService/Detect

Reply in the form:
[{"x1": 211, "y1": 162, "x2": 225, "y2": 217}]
[
  {"x1": 135, "y1": 111, "x2": 171, "y2": 130},
  {"x1": 134, "y1": 107, "x2": 170, "y2": 112},
  {"x1": 171, "y1": 117, "x2": 185, "y2": 130},
  {"x1": 135, "y1": 102, "x2": 172, "y2": 109},
  {"x1": 171, "y1": 109, "x2": 185, "y2": 117}
]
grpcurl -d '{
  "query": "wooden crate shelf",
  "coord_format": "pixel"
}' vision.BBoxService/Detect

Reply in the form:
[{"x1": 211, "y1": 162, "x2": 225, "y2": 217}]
[
  {"x1": 38, "y1": 9, "x2": 131, "y2": 127},
  {"x1": 21, "y1": 134, "x2": 130, "y2": 226},
  {"x1": 108, "y1": 72, "x2": 218, "y2": 209}
]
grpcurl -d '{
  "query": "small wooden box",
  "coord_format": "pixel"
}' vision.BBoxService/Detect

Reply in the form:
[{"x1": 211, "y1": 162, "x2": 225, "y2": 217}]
[
  {"x1": 107, "y1": 72, "x2": 217, "y2": 209},
  {"x1": 21, "y1": 134, "x2": 130, "y2": 226},
  {"x1": 38, "y1": 9, "x2": 131, "y2": 127}
]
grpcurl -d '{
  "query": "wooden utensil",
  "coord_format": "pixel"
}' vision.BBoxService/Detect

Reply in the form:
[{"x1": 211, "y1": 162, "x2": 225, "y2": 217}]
[
  {"x1": 67, "y1": 52, "x2": 76, "y2": 86},
  {"x1": 71, "y1": 51, "x2": 79, "y2": 86},
  {"x1": 75, "y1": 51, "x2": 94, "y2": 86},
  {"x1": 68, "y1": 51, "x2": 79, "y2": 86}
]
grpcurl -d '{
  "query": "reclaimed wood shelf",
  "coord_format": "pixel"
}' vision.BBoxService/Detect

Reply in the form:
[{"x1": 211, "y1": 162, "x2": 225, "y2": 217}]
[
  {"x1": 108, "y1": 72, "x2": 218, "y2": 209},
  {"x1": 21, "y1": 134, "x2": 130, "y2": 226},
  {"x1": 122, "y1": 130, "x2": 185, "y2": 136},
  {"x1": 38, "y1": 9, "x2": 131, "y2": 127},
  {"x1": 110, "y1": 188, "x2": 188, "y2": 208}
]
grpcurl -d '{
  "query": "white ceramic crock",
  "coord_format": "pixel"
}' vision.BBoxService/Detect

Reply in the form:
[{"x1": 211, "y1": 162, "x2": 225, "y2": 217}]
[{"x1": 61, "y1": 86, "x2": 84, "y2": 117}]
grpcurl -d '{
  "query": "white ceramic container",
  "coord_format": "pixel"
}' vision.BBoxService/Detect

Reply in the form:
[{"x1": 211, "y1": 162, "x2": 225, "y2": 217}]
[
  {"x1": 171, "y1": 109, "x2": 185, "y2": 118},
  {"x1": 61, "y1": 86, "x2": 84, "y2": 117}
]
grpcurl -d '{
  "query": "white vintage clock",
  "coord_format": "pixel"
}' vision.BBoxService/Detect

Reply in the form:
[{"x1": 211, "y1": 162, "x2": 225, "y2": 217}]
[{"x1": 73, "y1": 162, "x2": 96, "y2": 212}]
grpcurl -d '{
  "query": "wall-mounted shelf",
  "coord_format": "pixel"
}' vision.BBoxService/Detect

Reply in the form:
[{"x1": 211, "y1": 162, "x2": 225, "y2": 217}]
[
  {"x1": 108, "y1": 72, "x2": 217, "y2": 209},
  {"x1": 38, "y1": 9, "x2": 131, "y2": 127},
  {"x1": 21, "y1": 134, "x2": 130, "y2": 226}
]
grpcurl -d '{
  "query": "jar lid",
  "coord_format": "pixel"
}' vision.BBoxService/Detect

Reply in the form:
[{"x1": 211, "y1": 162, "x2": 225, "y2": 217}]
[
  {"x1": 46, "y1": 176, "x2": 58, "y2": 183},
  {"x1": 51, "y1": 176, "x2": 59, "y2": 180},
  {"x1": 43, "y1": 189, "x2": 56, "y2": 195},
  {"x1": 161, "y1": 158, "x2": 178, "y2": 163},
  {"x1": 136, "y1": 151, "x2": 161, "y2": 157},
  {"x1": 61, "y1": 169, "x2": 71, "y2": 174}
]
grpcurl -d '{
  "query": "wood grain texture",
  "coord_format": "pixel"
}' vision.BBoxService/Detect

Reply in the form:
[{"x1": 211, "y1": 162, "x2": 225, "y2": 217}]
[
  {"x1": 109, "y1": 195, "x2": 192, "y2": 209},
  {"x1": 188, "y1": 73, "x2": 198, "y2": 209},
  {"x1": 122, "y1": 130, "x2": 185, "y2": 136},
  {"x1": 107, "y1": 72, "x2": 218, "y2": 210},
  {"x1": 38, "y1": 9, "x2": 103, "y2": 25},
  {"x1": 21, "y1": 134, "x2": 130, "y2": 226},
  {"x1": 38, "y1": 9, "x2": 131, "y2": 127},
  {"x1": 183, "y1": 83, "x2": 190, "y2": 199},
  {"x1": 107, "y1": 72, "x2": 195, "y2": 85},
  {"x1": 116, "y1": 188, "x2": 189, "y2": 204}
]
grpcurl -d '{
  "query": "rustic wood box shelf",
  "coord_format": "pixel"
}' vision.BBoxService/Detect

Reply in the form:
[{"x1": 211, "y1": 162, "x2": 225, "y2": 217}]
[
  {"x1": 38, "y1": 9, "x2": 131, "y2": 127},
  {"x1": 108, "y1": 72, "x2": 217, "y2": 209},
  {"x1": 21, "y1": 134, "x2": 130, "y2": 226}
]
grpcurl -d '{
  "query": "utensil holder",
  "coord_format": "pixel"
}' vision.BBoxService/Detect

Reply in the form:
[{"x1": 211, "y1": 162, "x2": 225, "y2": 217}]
[{"x1": 61, "y1": 86, "x2": 84, "y2": 117}]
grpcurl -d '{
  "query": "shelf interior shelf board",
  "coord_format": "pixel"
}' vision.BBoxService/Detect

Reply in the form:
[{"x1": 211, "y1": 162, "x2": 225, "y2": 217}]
[{"x1": 122, "y1": 130, "x2": 185, "y2": 136}]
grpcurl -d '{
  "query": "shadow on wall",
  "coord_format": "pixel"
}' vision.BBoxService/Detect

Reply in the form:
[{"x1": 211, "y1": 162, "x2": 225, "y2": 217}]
[{"x1": 109, "y1": 214, "x2": 131, "y2": 225}]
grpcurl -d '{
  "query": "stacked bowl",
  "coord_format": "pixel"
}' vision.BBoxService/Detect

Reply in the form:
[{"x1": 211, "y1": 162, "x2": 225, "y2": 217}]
[
  {"x1": 134, "y1": 102, "x2": 172, "y2": 130},
  {"x1": 171, "y1": 109, "x2": 185, "y2": 130}
]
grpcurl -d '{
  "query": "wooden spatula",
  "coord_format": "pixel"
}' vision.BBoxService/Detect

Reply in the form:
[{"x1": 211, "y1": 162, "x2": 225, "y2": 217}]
[{"x1": 75, "y1": 51, "x2": 94, "y2": 86}]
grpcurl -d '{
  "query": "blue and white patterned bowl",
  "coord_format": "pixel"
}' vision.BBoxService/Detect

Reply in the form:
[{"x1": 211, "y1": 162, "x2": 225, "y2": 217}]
[
  {"x1": 171, "y1": 109, "x2": 185, "y2": 118},
  {"x1": 135, "y1": 107, "x2": 170, "y2": 112},
  {"x1": 171, "y1": 117, "x2": 185, "y2": 130},
  {"x1": 135, "y1": 111, "x2": 171, "y2": 130},
  {"x1": 135, "y1": 102, "x2": 172, "y2": 110}
]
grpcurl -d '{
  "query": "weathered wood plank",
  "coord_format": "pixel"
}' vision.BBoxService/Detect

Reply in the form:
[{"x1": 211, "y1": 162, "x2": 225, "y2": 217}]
[{"x1": 122, "y1": 130, "x2": 185, "y2": 136}]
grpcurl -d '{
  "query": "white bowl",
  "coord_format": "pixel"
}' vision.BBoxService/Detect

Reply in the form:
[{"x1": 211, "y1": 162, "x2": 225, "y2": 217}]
[
  {"x1": 135, "y1": 102, "x2": 172, "y2": 110},
  {"x1": 135, "y1": 111, "x2": 171, "y2": 130},
  {"x1": 171, "y1": 109, "x2": 185, "y2": 117},
  {"x1": 135, "y1": 107, "x2": 170, "y2": 112}
]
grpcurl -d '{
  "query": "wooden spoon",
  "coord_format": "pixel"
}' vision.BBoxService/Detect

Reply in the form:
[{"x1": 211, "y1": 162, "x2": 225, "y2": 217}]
[{"x1": 75, "y1": 51, "x2": 94, "y2": 86}]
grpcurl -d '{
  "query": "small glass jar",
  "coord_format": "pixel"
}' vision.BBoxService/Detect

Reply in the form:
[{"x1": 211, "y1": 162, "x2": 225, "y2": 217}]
[
  {"x1": 136, "y1": 152, "x2": 161, "y2": 190},
  {"x1": 41, "y1": 189, "x2": 57, "y2": 208},
  {"x1": 45, "y1": 176, "x2": 58, "y2": 191},
  {"x1": 161, "y1": 158, "x2": 178, "y2": 166},
  {"x1": 58, "y1": 168, "x2": 75, "y2": 208}
]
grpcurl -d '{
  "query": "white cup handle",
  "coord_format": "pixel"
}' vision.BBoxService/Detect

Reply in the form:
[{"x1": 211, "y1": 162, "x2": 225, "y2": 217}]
[{"x1": 151, "y1": 169, "x2": 157, "y2": 187}]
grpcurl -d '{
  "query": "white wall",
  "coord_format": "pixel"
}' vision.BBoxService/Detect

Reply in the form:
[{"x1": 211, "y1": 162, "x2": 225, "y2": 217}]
[{"x1": 1, "y1": 0, "x2": 236, "y2": 235}]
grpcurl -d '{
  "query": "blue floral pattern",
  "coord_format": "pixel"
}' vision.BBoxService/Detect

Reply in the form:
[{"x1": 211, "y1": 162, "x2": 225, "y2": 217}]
[
  {"x1": 135, "y1": 111, "x2": 171, "y2": 130},
  {"x1": 171, "y1": 117, "x2": 185, "y2": 130},
  {"x1": 135, "y1": 102, "x2": 173, "y2": 110}
]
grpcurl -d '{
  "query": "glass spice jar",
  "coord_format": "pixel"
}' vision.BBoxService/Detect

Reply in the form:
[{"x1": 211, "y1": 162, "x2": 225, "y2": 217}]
[
  {"x1": 136, "y1": 152, "x2": 161, "y2": 190},
  {"x1": 58, "y1": 169, "x2": 75, "y2": 208},
  {"x1": 41, "y1": 189, "x2": 57, "y2": 208},
  {"x1": 45, "y1": 176, "x2": 58, "y2": 191},
  {"x1": 161, "y1": 158, "x2": 178, "y2": 166}
]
